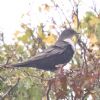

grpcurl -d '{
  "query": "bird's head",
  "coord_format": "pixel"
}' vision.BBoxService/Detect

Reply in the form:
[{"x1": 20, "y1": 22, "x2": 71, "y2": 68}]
[{"x1": 58, "y1": 28, "x2": 79, "y2": 42}]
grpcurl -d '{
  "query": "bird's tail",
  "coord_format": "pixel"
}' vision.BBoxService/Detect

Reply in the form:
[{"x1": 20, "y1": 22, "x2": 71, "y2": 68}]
[{"x1": 11, "y1": 60, "x2": 35, "y2": 67}]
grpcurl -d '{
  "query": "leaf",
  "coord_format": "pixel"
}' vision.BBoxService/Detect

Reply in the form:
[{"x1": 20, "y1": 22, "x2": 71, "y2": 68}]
[
  {"x1": 38, "y1": 24, "x2": 45, "y2": 39},
  {"x1": 14, "y1": 30, "x2": 20, "y2": 36},
  {"x1": 43, "y1": 33, "x2": 57, "y2": 45},
  {"x1": 43, "y1": 4, "x2": 50, "y2": 11},
  {"x1": 18, "y1": 34, "x2": 30, "y2": 43},
  {"x1": 95, "y1": 23, "x2": 100, "y2": 40},
  {"x1": 24, "y1": 79, "x2": 32, "y2": 90},
  {"x1": 89, "y1": 33, "x2": 98, "y2": 44},
  {"x1": 21, "y1": 23, "x2": 28, "y2": 29},
  {"x1": 25, "y1": 28, "x2": 33, "y2": 37},
  {"x1": 30, "y1": 85, "x2": 42, "y2": 100},
  {"x1": 72, "y1": 14, "x2": 78, "y2": 28}
]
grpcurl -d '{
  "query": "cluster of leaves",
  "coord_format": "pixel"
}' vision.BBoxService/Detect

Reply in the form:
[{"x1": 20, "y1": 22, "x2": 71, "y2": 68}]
[
  {"x1": 0, "y1": 0, "x2": 100, "y2": 100},
  {"x1": 46, "y1": 42, "x2": 100, "y2": 99}
]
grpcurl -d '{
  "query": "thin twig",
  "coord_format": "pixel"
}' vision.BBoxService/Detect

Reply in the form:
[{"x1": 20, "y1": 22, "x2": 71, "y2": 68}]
[
  {"x1": 78, "y1": 38, "x2": 88, "y2": 71},
  {"x1": 51, "y1": 0, "x2": 71, "y2": 28},
  {"x1": 47, "y1": 80, "x2": 53, "y2": 100}
]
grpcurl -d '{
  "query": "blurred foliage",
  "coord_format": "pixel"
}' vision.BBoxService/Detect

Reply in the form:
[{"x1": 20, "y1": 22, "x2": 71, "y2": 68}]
[{"x1": 0, "y1": 0, "x2": 100, "y2": 100}]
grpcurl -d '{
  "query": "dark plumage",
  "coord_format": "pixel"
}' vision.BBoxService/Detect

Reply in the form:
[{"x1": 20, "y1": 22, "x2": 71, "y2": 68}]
[{"x1": 11, "y1": 28, "x2": 78, "y2": 71}]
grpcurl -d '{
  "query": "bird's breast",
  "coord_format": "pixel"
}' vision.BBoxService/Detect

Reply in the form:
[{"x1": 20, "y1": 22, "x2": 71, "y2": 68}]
[{"x1": 63, "y1": 39, "x2": 75, "y2": 51}]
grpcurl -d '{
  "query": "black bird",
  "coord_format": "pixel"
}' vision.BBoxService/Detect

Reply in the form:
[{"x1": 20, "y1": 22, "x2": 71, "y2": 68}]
[{"x1": 11, "y1": 28, "x2": 78, "y2": 71}]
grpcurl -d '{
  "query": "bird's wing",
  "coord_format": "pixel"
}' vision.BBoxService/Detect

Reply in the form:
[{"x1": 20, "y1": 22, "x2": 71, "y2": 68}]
[{"x1": 30, "y1": 44, "x2": 66, "y2": 61}]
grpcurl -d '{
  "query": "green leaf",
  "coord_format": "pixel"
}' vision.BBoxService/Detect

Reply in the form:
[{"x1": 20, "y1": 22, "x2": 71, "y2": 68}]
[{"x1": 96, "y1": 23, "x2": 100, "y2": 40}]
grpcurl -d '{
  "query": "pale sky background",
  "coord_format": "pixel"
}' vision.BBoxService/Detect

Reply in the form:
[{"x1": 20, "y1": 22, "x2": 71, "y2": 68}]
[{"x1": 0, "y1": 0, "x2": 100, "y2": 43}]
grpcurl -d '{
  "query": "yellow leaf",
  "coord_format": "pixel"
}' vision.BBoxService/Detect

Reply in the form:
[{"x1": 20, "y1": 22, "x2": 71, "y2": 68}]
[
  {"x1": 89, "y1": 16, "x2": 100, "y2": 25},
  {"x1": 72, "y1": 14, "x2": 78, "y2": 28},
  {"x1": 14, "y1": 30, "x2": 20, "y2": 36},
  {"x1": 72, "y1": 35, "x2": 78, "y2": 44},
  {"x1": 43, "y1": 4, "x2": 50, "y2": 11},
  {"x1": 38, "y1": 24, "x2": 45, "y2": 39},
  {"x1": 43, "y1": 33, "x2": 57, "y2": 45},
  {"x1": 89, "y1": 33, "x2": 98, "y2": 44}
]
